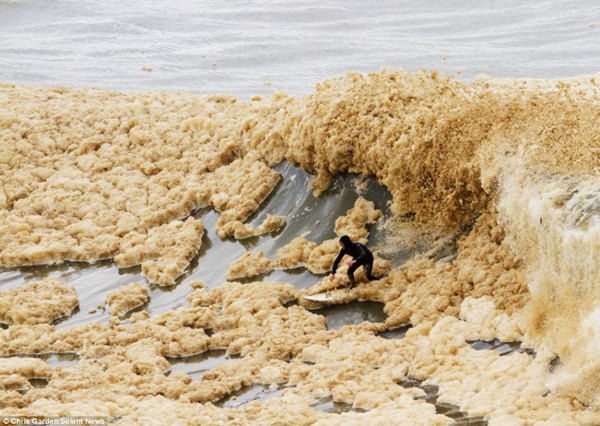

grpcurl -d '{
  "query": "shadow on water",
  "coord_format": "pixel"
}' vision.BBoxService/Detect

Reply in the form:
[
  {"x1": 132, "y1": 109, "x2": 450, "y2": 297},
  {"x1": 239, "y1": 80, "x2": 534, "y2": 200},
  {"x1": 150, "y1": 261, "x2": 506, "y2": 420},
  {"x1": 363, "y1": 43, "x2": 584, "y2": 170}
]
[
  {"x1": 213, "y1": 380, "x2": 359, "y2": 413},
  {"x1": 310, "y1": 395, "x2": 356, "y2": 413},
  {"x1": 166, "y1": 349, "x2": 240, "y2": 381},
  {"x1": 468, "y1": 338, "x2": 535, "y2": 358},
  {"x1": 1, "y1": 352, "x2": 81, "y2": 368},
  {"x1": 197, "y1": 362, "x2": 493, "y2": 423},
  {"x1": 378, "y1": 329, "x2": 533, "y2": 425},
  {"x1": 312, "y1": 300, "x2": 387, "y2": 330},
  {"x1": 377, "y1": 324, "x2": 411, "y2": 340},
  {"x1": 401, "y1": 378, "x2": 489, "y2": 426},
  {"x1": 216, "y1": 383, "x2": 287, "y2": 409},
  {"x1": 230, "y1": 267, "x2": 319, "y2": 291},
  {"x1": 378, "y1": 325, "x2": 490, "y2": 424},
  {"x1": 0, "y1": 353, "x2": 80, "y2": 394}
]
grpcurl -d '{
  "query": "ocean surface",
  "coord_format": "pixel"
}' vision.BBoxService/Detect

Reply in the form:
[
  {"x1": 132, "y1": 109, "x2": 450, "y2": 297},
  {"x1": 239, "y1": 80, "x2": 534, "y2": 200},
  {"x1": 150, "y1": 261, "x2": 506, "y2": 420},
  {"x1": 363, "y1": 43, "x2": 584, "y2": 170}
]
[
  {"x1": 3, "y1": 0, "x2": 600, "y2": 424},
  {"x1": 2, "y1": 0, "x2": 600, "y2": 99}
]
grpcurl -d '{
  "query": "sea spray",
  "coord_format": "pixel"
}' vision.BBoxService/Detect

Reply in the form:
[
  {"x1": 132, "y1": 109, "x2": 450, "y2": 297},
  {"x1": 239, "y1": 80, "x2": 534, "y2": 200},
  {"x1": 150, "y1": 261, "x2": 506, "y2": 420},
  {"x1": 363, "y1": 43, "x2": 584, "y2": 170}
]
[{"x1": 498, "y1": 163, "x2": 600, "y2": 407}]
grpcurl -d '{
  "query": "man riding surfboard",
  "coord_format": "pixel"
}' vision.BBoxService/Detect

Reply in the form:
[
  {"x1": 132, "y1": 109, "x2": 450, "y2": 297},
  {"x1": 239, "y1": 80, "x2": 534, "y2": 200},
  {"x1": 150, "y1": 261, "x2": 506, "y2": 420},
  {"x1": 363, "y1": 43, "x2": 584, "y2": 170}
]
[{"x1": 329, "y1": 235, "x2": 379, "y2": 288}]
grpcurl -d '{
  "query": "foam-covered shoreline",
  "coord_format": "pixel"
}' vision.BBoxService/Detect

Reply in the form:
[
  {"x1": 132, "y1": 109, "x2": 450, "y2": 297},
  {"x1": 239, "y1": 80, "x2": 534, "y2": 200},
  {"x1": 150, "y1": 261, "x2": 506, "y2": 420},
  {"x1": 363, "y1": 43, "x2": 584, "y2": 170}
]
[{"x1": 2, "y1": 69, "x2": 600, "y2": 424}]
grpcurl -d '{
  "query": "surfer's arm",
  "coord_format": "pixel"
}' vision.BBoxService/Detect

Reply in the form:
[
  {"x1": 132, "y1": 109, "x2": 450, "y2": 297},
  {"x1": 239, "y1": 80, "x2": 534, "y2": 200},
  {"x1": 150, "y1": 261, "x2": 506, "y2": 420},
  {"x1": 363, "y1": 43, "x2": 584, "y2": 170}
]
[{"x1": 330, "y1": 250, "x2": 345, "y2": 275}]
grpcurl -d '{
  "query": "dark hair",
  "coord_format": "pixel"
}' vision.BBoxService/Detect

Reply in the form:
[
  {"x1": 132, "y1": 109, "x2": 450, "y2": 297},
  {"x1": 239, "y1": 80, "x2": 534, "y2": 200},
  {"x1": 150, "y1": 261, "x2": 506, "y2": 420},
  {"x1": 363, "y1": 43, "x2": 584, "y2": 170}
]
[{"x1": 339, "y1": 235, "x2": 352, "y2": 246}]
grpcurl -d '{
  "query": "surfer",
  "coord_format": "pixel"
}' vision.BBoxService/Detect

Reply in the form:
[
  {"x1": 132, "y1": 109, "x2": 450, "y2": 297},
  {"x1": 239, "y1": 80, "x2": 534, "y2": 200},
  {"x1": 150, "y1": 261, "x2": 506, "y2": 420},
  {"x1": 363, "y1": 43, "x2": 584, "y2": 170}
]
[{"x1": 329, "y1": 235, "x2": 378, "y2": 288}]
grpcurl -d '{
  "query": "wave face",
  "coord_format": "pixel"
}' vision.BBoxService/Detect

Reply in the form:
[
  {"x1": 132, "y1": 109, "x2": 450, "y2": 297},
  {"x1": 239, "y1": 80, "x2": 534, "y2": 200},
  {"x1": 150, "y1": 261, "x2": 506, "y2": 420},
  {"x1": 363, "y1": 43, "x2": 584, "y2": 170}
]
[{"x1": 289, "y1": 70, "x2": 600, "y2": 407}]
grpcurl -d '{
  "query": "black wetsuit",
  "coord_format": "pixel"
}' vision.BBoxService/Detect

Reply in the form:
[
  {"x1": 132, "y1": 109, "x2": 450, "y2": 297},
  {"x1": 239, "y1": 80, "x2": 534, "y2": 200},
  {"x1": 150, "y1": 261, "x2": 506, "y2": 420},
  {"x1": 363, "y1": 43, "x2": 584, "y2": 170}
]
[{"x1": 331, "y1": 236, "x2": 377, "y2": 287}]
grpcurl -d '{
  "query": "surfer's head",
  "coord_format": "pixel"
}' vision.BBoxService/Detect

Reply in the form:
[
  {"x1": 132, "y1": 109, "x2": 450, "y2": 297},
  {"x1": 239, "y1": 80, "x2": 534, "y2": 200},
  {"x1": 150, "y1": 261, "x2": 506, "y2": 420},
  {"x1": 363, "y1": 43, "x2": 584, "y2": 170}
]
[{"x1": 339, "y1": 235, "x2": 352, "y2": 249}]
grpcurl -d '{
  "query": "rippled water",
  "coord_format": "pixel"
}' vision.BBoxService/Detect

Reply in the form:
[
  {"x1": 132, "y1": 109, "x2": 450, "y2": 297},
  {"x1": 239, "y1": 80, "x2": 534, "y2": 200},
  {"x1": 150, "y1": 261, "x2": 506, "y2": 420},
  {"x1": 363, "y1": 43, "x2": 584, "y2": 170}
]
[{"x1": 1, "y1": 0, "x2": 600, "y2": 99}]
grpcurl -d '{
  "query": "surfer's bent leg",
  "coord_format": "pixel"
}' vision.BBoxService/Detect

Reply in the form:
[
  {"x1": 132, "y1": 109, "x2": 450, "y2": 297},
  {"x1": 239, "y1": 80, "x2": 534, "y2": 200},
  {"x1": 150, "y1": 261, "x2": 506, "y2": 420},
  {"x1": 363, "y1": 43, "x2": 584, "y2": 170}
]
[
  {"x1": 360, "y1": 252, "x2": 378, "y2": 281},
  {"x1": 364, "y1": 260, "x2": 378, "y2": 281},
  {"x1": 347, "y1": 263, "x2": 359, "y2": 288}
]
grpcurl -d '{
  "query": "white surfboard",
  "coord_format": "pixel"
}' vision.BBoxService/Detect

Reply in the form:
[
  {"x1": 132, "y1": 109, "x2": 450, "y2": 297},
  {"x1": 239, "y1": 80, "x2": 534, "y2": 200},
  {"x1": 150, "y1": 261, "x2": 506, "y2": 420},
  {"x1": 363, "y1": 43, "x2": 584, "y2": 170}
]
[
  {"x1": 303, "y1": 292, "x2": 335, "y2": 302},
  {"x1": 302, "y1": 288, "x2": 353, "y2": 305}
]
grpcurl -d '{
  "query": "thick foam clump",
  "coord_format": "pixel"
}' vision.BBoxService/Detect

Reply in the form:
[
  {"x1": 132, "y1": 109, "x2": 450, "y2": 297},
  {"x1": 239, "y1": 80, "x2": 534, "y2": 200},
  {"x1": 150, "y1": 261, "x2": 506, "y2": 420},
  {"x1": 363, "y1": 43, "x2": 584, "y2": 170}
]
[
  {"x1": 105, "y1": 282, "x2": 149, "y2": 317},
  {"x1": 0, "y1": 277, "x2": 78, "y2": 325},
  {"x1": 2, "y1": 70, "x2": 600, "y2": 423},
  {"x1": 0, "y1": 87, "x2": 284, "y2": 284}
]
